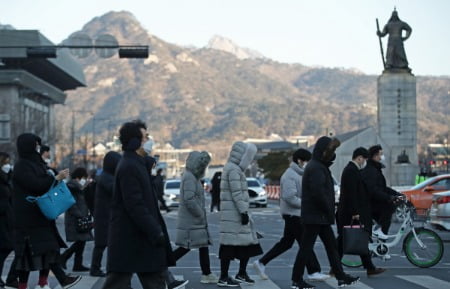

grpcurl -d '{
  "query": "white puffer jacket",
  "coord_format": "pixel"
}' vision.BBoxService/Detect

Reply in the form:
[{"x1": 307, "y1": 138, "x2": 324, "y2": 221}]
[{"x1": 219, "y1": 141, "x2": 259, "y2": 246}]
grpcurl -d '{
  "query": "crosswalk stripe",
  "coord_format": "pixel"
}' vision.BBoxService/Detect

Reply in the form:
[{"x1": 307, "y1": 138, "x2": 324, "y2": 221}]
[
  {"x1": 397, "y1": 275, "x2": 450, "y2": 288},
  {"x1": 324, "y1": 278, "x2": 373, "y2": 289}
]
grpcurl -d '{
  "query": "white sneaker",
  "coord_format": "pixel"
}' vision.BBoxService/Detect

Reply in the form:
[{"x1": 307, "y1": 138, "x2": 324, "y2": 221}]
[
  {"x1": 373, "y1": 228, "x2": 388, "y2": 240},
  {"x1": 200, "y1": 273, "x2": 219, "y2": 284},
  {"x1": 35, "y1": 285, "x2": 52, "y2": 289},
  {"x1": 253, "y1": 260, "x2": 268, "y2": 280},
  {"x1": 306, "y1": 272, "x2": 331, "y2": 281},
  {"x1": 382, "y1": 254, "x2": 391, "y2": 260}
]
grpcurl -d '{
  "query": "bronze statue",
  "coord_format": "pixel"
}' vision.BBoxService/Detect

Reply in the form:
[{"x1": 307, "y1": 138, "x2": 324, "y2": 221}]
[{"x1": 377, "y1": 9, "x2": 412, "y2": 71}]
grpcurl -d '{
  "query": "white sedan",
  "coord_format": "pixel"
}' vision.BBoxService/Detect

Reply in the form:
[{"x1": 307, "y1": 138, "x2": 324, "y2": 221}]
[
  {"x1": 429, "y1": 190, "x2": 450, "y2": 231},
  {"x1": 247, "y1": 178, "x2": 268, "y2": 207}
]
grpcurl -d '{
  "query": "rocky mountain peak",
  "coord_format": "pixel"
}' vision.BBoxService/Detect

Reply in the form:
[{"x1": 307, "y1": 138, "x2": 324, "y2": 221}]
[{"x1": 207, "y1": 35, "x2": 264, "y2": 60}]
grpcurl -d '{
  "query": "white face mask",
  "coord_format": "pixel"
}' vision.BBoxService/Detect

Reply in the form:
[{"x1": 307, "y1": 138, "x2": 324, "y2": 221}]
[
  {"x1": 79, "y1": 178, "x2": 87, "y2": 186},
  {"x1": 143, "y1": 139, "x2": 154, "y2": 154},
  {"x1": 36, "y1": 145, "x2": 41, "y2": 153},
  {"x1": 44, "y1": 158, "x2": 51, "y2": 164},
  {"x1": 151, "y1": 168, "x2": 156, "y2": 176},
  {"x1": 380, "y1": 155, "x2": 385, "y2": 162},
  {"x1": 302, "y1": 161, "x2": 308, "y2": 169},
  {"x1": 1, "y1": 164, "x2": 11, "y2": 173}
]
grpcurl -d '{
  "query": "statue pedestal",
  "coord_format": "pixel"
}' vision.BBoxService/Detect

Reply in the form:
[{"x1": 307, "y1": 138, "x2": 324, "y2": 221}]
[{"x1": 377, "y1": 71, "x2": 418, "y2": 186}]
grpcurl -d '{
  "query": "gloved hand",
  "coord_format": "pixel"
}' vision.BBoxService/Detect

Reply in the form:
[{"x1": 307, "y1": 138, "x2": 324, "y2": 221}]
[
  {"x1": 241, "y1": 213, "x2": 249, "y2": 225},
  {"x1": 154, "y1": 232, "x2": 166, "y2": 247}
]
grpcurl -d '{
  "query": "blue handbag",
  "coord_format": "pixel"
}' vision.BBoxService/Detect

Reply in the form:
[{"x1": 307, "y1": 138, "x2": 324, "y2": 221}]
[{"x1": 26, "y1": 180, "x2": 76, "y2": 220}]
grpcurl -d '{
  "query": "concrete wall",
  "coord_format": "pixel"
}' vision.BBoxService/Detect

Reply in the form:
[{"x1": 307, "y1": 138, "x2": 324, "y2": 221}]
[{"x1": 377, "y1": 72, "x2": 418, "y2": 186}]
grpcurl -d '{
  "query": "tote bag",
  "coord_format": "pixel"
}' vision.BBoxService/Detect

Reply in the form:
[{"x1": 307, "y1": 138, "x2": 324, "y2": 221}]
[
  {"x1": 26, "y1": 180, "x2": 76, "y2": 220},
  {"x1": 342, "y1": 221, "x2": 370, "y2": 255}
]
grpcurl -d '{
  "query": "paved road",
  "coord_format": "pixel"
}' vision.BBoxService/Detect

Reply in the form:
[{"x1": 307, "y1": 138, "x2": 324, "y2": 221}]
[{"x1": 3, "y1": 199, "x2": 450, "y2": 289}]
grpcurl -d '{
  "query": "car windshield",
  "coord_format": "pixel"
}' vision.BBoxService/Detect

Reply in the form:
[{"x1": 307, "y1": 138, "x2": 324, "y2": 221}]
[
  {"x1": 247, "y1": 180, "x2": 260, "y2": 187},
  {"x1": 166, "y1": 181, "x2": 180, "y2": 189}
]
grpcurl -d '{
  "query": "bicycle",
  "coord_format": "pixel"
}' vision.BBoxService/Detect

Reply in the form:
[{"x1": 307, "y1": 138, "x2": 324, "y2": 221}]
[{"x1": 342, "y1": 199, "x2": 444, "y2": 268}]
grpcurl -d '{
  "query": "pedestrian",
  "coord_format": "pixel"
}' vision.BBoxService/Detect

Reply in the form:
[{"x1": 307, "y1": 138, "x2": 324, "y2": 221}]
[
  {"x1": 101, "y1": 120, "x2": 175, "y2": 289},
  {"x1": 292, "y1": 136, "x2": 359, "y2": 289},
  {"x1": 90, "y1": 151, "x2": 121, "y2": 277},
  {"x1": 361, "y1": 145, "x2": 403, "y2": 238},
  {"x1": 253, "y1": 149, "x2": 330, "y2": 283},
  {"x1": 12, "y1": 133, "x2": 81, "y2": 289},
  {"x1": 210, "y1": 171, "x2": 221, "y2": 212},
  {"x1": 173, "y1": 151, "x2": 219, "y2": 284},
  {"x1": 61, "y1": 168, "x2": 94, "y2": 272},
  {"x1": 84, "y1": 169, "x2": 97, "y2": 215},
  {"x1": 0, "y1": 152, "x2": 19, "y2": 288},
  {"x1": 218, "y1": 141, "x2": 263, "y2": 287},
  {"x1": 154, "y1": 168, "x2": 171, "y2": 213},
  {"x1": 336, "y1": 147, "x2": 386, "y2": 276},
  {"x1": 39, "y1": 145, "x2": 57, "y2": 176}
]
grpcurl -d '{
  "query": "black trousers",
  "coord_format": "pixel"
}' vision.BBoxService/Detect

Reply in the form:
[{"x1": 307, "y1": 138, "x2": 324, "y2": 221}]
[
  {"x1": 292, "y1": 224, "x2": 345, "y2": 282},
  {"x1": 0, "y1": 249, "x2": 18, "y2": 283},
  {"x1": 260, "y1": 215, "x2": 321, "y2": 274},
  {"x1": 62, "y1": 241, "x2": 86, "y2": 268},
  {"x1": 101, "y1": 271, "x2": 165, "y2": 289},
  {"x1": 173, "y1": 247, "x2": 211, "y2": 275},
  {"x1": 91, "y1": 245, "x2": 106, "y2": 272},
  {"x1": 372, "y1": 203, "x2": 395, "y2": 234}
]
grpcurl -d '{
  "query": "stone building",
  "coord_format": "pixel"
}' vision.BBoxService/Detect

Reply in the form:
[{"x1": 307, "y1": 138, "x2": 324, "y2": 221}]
[{"x1": 0, "y1": 30, "x2": 85, "y2": 159}]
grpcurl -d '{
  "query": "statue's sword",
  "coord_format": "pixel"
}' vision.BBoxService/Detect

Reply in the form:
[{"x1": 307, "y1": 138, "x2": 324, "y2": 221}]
[{"x1": 376, "y1": 18, "x2": 386, "y2": 69}]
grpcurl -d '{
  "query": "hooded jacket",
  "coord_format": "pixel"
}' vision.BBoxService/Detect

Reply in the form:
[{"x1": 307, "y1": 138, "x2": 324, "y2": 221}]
[
  {"x1": 12, "y1": 133, "x2": 66, "y2": 256},
  {"x1": 219, "y1": 142, "x2": 259, "y2": 246},
  {"x1": 94, "y1": 151, "x2": 121, "y2": 247},
  {"x1": 175, "y1": 151, "x2": 212, "y2": 248},
  {"x1": 279, "y1": 162, "x2": 305, "y2": 217},
  {"x1": 301, "y1": 136, "x2": 340, "y2": 224}
]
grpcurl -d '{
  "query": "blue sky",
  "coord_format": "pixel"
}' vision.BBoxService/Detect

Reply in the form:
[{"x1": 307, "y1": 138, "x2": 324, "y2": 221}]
[{"x1": 1, "y1": 0, "x2": 449, "y2": 76}]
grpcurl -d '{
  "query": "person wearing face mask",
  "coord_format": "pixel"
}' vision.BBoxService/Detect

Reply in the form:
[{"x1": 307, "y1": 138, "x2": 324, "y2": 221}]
[
  {"x1": 218, "y1": 141, "x2": 263, "y2": 287},
  {"x1": 101, "y1": 120, "x2": 177, "y2": 289},
  {"x1": 12, "y1": 133, "x2": 80, "y2": 289},
  {"x1": 0, "y1": 152, "x2": 19, "y2": 288},
  {"x1": 361, "y1": 145, "x2": 403, "y2": 238},
  {"x1": 336, "y1": 147, "x2": 385, "y2": 276},
  {"x1": 61, "y1": 167, "x2": 94, "y2": 272},
  {"x1": 291, "y1": 136, "x2": 359, "y2": 289},
  {"x1": 39, "y1": 145, "x2": 57, "y2": 177},
  {"x1": 254, "y1": 149, "x2": 330, "y2": 284}
]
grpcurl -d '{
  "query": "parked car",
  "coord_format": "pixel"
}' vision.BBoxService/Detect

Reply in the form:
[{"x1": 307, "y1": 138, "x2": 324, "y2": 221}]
[
  {"x1": 399, "y1": 174, "x2": 450, "y2": 216},
  {"x1": 163, "y1": 179, "x2": 181, "y2": 207},
  {"x1": 247, "y1": 178, "x2": 268, "y2": 207},
  {"x1": 429, "y1": 190, "x2": 450, "y2": 231}
]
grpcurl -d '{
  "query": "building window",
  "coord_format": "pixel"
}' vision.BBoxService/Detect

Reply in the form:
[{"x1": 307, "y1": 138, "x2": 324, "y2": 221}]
[{"x1": 0, "y1": 114, "x2": 11, "y2": 141}]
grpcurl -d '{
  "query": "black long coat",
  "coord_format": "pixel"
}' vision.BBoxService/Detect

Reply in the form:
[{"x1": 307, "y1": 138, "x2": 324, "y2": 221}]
[
  {"x1": 337, "y1": 162, "x2": 372, "y2": 231},
  {"x1": 0, "y1": 170, "x2": 13, "y2": 250},
  {"x1": 64, "y1": 180, "x2": 94, "y2": 242},
  {"x1": 107, "y1": 151, "x2": 174, "y2": 273},
  {"x1": 301, "y1": 137, "x2": 336, "y2": 225},
  {"x1": 12, "y1": 133, "x2": 66, "y2": 257},
  {"x1": 94, "y1": 151, "x2": 121, "y2": 247},
  {"x1": 361, "y1": 159, "x2": 400, "y2": 211}
]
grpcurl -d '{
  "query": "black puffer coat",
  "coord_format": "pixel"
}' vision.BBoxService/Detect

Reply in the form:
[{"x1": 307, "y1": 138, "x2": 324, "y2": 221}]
[
  {"x1": 107, "y1": 151, "x2": 174, "y2": 273},
  {"x1": 301, "y1": 136, "x2": 339, "y2": 225},
  {"x1": 12, "y1": 133, "x2": 66, "y2": 257},
  {"x1": 94, "y1": 151, "x2": 121, "y2": 247},
  {"x1": 0, "y1": 169, "x2": 13, "y2": 250},
  {"x1": 64, "y1": 179, "x2": 94, "y2": 242}
]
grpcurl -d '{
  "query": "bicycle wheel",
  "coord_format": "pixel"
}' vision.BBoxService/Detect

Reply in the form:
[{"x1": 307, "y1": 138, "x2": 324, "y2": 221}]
[
  {"x1": 341, "y1": 254, "x2": 363, "y2": 268},
  {"x1": 403, "y1": 228, "x2": 444, "y2": 268}
]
